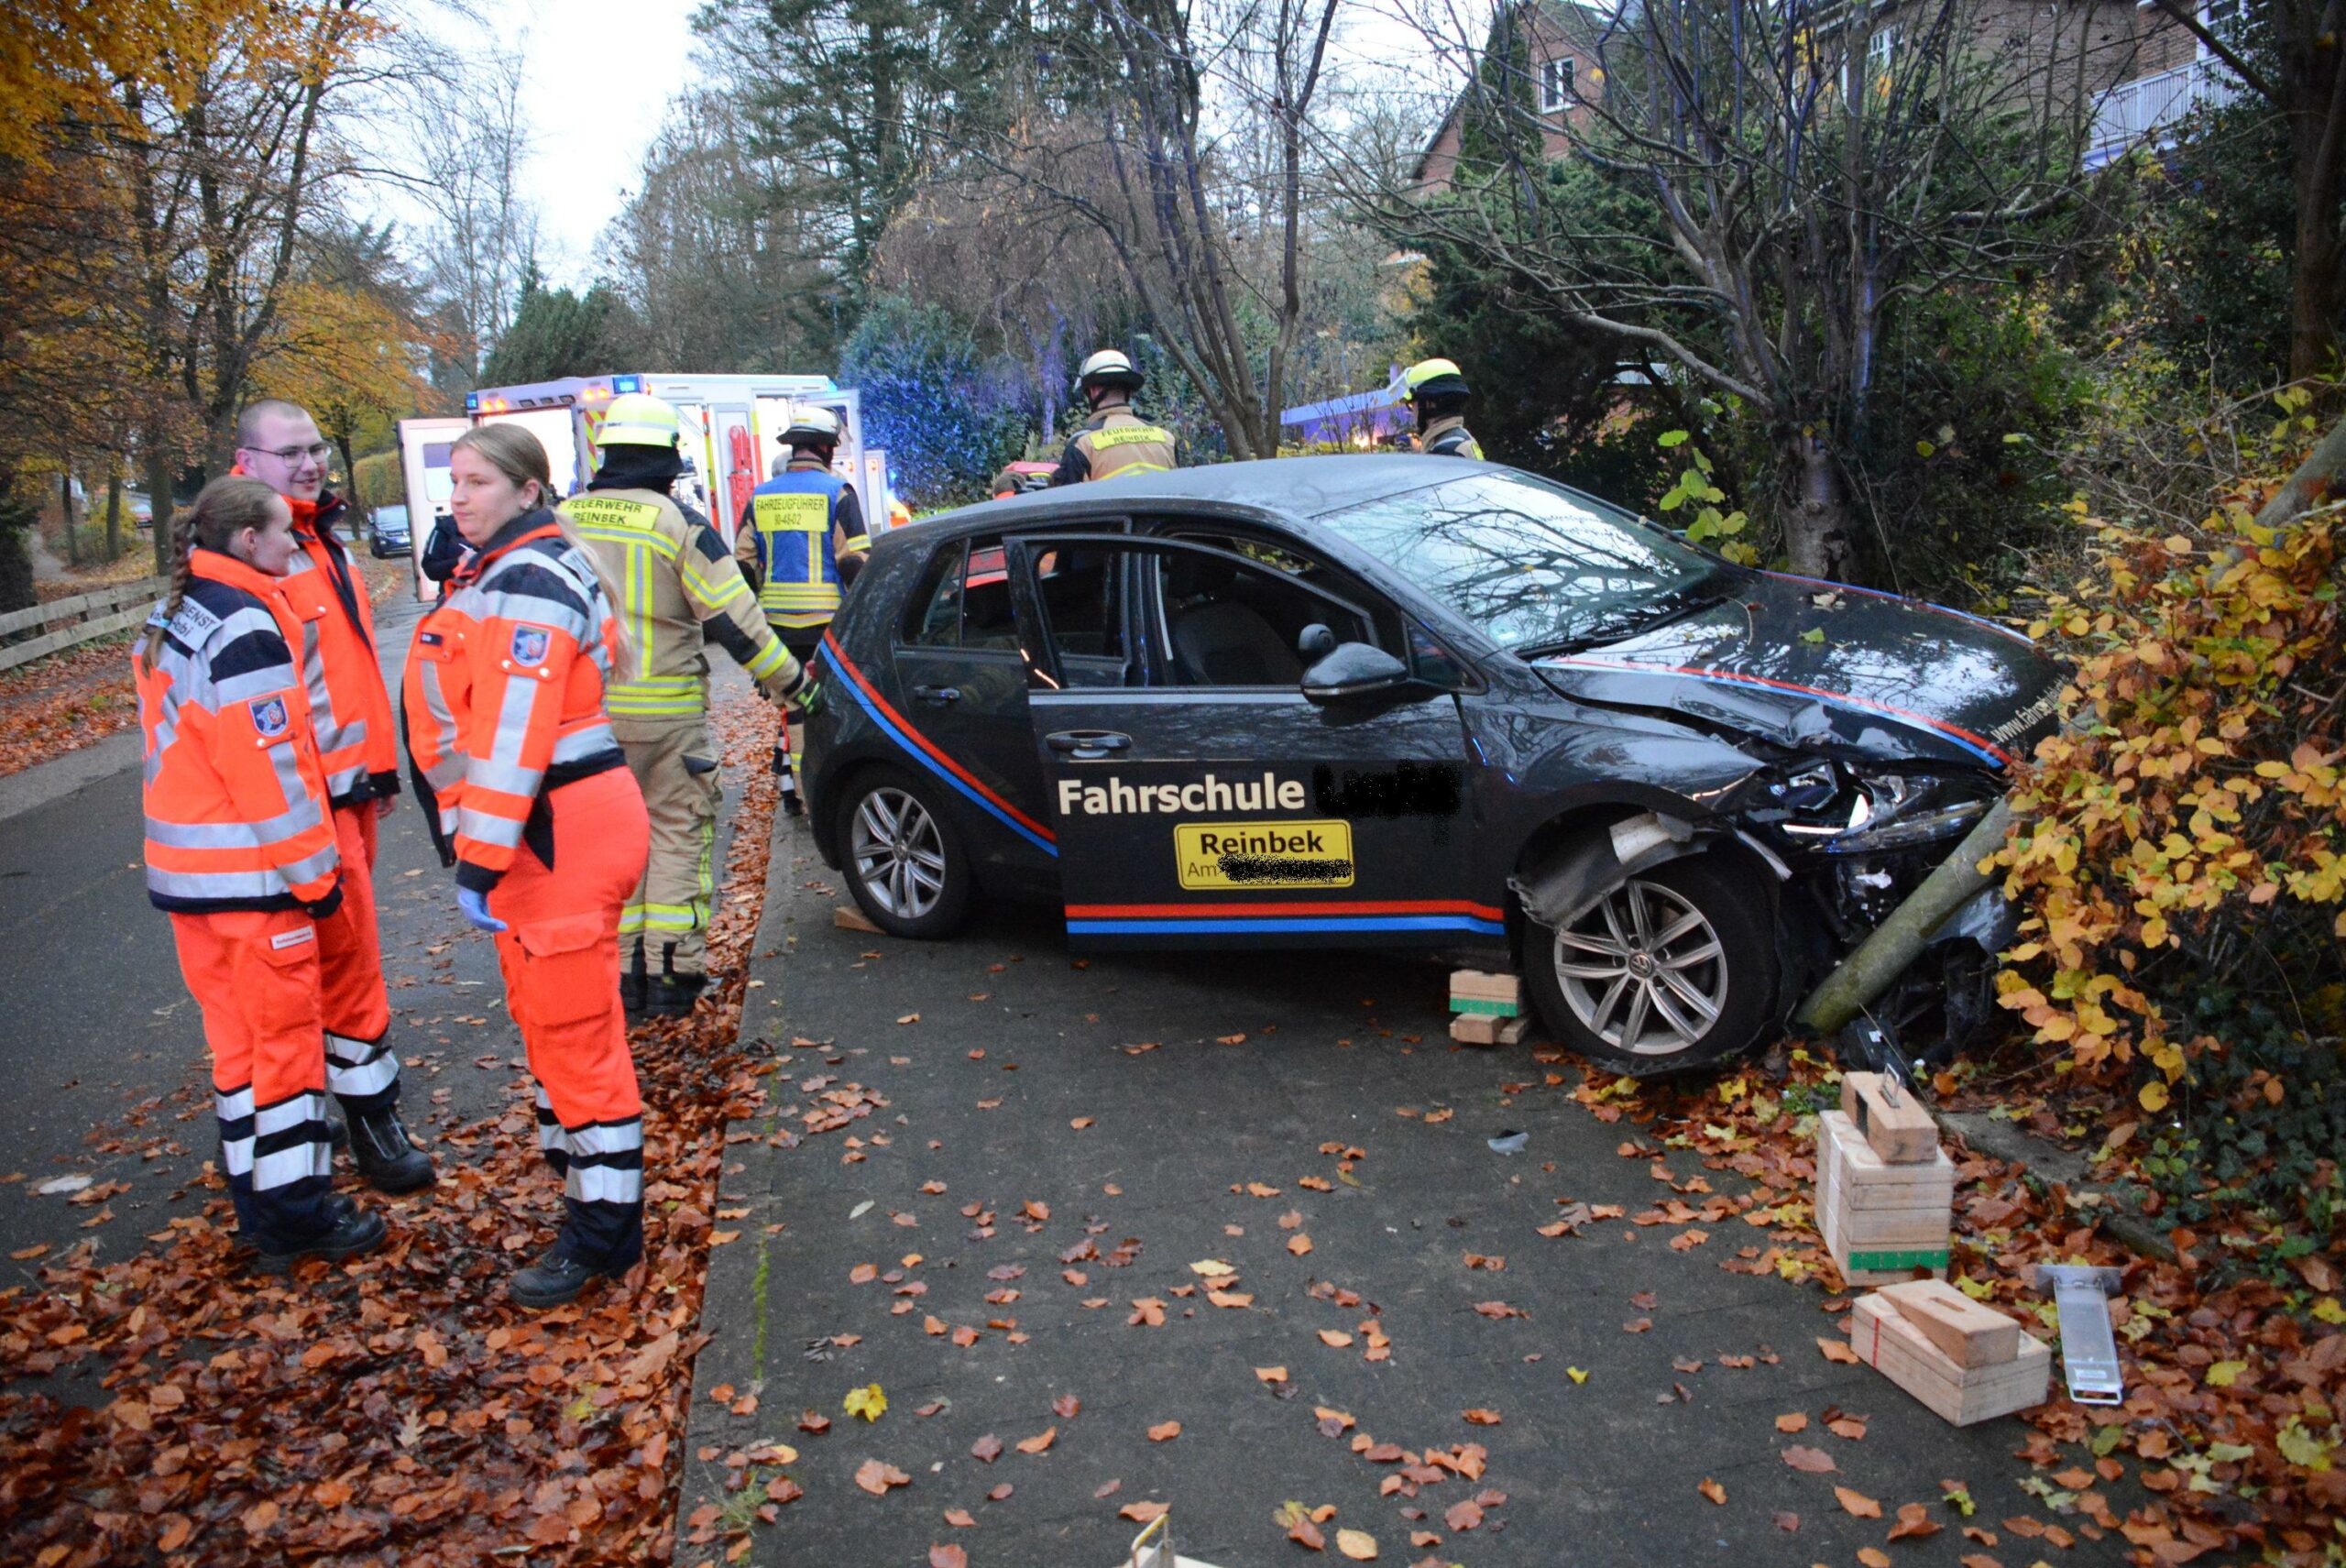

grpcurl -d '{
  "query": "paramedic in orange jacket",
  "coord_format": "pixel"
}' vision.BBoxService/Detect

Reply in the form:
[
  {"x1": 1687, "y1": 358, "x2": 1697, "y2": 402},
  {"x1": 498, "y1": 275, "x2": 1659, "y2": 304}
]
[
  {"x1": 401, "y1": 423, "x2": 653, "y2": 1309},
  {"x1": 234, "y1": 400, "x2": 432, "y2": 1192},
  {"x1": 136, "y1": 478, "x2": 389, "y2": 1272}
]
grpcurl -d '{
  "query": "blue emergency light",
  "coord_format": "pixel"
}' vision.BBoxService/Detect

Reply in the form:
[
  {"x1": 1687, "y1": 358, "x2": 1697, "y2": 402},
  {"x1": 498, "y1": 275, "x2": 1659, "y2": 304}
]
[
  {"x1": 465, "y1": 392, "x2": 479, "y2": 411},
  {"x1": 613, "y1": 375, "x2": 642, "y2": 393}
]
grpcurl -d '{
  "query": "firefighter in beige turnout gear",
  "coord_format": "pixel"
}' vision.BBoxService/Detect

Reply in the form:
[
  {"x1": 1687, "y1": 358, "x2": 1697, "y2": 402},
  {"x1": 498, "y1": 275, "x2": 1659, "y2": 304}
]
[
  {"x1": 1048, "y1": 349, "x2": 1178, "y2": 487},
  {"x1": 564, "y1": 394, "x2": 824, "y2": 1018}
]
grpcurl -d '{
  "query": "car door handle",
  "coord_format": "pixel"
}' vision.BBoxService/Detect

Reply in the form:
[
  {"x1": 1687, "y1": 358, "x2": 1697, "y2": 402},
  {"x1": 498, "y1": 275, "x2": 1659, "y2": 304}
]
[
  {"x1": 910, "y1": 685, "x2": 960, "y2": 705},
  {"x1": 1047, "y1": 729, "x2": 1131, "y2": 758}
]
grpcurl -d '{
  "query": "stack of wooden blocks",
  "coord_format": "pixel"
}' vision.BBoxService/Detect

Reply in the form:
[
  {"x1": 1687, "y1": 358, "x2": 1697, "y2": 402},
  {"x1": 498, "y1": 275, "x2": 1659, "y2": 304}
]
[
  {"x1": 1449, "y1": 970, "x2": 1529, "y2": 1046},
  {"x1": 1851, "y1": 1279, "x2": 2051, "y2": 1425},
  {"x1": 1815, "y1": 1071, "x2": 1953, "y2": 1285}
]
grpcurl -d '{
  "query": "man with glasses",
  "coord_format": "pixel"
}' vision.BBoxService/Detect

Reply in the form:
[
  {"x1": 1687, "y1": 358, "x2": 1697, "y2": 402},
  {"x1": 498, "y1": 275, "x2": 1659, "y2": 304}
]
[{"x1": 233, "y1": 400, "x2": 433, "y2": 1194}]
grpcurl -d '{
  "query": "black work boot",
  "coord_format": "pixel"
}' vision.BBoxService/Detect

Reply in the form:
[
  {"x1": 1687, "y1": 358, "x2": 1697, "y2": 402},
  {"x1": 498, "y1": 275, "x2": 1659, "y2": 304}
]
[
  {"x1": 348, "y1": 1106, "x2": 435, "y2": 1194},
  {"x1": 254, "y1": 1199, "x2": 387, "y2": 1275},
  {"x1": 325, "y1": 1113, "x2": 349, "y2": 1151},
  {"x1": 645, "y1": 971, "x2": 707, "y2": 1019},
  {"x1": 510, "y1": 1244, "x2": 634, "y2": 1310},
  {"x1": 621, "y1": 950, "x2": 650, "y2": 1021}
]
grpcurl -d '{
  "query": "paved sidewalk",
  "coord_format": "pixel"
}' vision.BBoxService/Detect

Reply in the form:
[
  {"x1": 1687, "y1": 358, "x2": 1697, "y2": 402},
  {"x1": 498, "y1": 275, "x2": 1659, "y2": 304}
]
[{"x1": 679, "y1": 819, "x2": 2122, "y2": 1567}]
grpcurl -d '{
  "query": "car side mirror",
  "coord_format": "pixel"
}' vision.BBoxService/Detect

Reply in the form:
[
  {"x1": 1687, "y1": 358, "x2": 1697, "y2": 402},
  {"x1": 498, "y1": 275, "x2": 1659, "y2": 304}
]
[
  {"x1": 1301, "y1": 641, "x2": 1410, "y2": 704},
  {"x1": 1297, "y1": 622, "x2": 1338, "y2": 663}
]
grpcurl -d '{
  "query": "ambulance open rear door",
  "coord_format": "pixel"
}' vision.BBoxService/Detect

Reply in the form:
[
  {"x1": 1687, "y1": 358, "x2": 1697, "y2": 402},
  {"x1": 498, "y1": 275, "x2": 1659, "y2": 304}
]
[{"x1": 396, "y1": 416, "x2": 470, "y2": 602}]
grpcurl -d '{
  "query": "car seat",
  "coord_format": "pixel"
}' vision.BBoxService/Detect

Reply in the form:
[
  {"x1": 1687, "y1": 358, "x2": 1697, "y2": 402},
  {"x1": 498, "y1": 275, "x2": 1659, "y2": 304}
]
[{"x1": 1164, "y1": 554, "x2": 1301, "y2": 685}]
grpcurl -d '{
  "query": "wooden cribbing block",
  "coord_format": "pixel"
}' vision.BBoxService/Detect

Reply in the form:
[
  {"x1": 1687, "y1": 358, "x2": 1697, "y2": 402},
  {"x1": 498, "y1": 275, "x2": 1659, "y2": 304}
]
[
  {"x1": 1450, "y1": 1013, "x2": 1500, "y2": 1046},
  {"x1": 834, "y1": 905, "x2": 882, "y2": 934},
  {"x1": 1450, "y1": 970, "x2": 1521, "y2": 1017},
  {"x1": 1496, "y1": 1015, "x2": 1529, "y2": 1047},
  {"x1": 1852, "y1": 1290, "x2": 2049, "y2": 1425},
  {"x1": 1875, "y1": 1280, "x2": 2021, "y2": 1369},
  {"x1": 1840, "y1": 1071, "x2": 1938, "y2": 1164},
  {"x1": 1817, "y1": 1111, "x2": 1951, "y2": 1283}
]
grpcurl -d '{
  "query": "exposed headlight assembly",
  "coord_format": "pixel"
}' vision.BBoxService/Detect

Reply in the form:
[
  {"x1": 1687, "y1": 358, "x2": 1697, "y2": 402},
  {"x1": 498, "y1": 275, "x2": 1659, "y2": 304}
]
[{"x1": 1816, "y1": 771, "x2": 1995, "y2": 853}]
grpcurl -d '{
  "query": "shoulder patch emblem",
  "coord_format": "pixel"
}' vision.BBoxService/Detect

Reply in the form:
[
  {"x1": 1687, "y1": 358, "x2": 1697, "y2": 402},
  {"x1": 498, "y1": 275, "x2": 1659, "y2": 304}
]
[
  {"x1": 510, "y1": 624, "x2": 552, "y2": 666},
  {"x1": 248, "y1": 695, "x2": 291, "y2": 739}
]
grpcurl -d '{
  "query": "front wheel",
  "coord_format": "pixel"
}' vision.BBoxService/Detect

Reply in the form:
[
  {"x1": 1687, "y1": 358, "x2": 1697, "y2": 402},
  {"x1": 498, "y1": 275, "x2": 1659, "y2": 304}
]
[
  {"x1": 839, "y1": 765, "x2": 974, "y2": 939},
  {"x1": 1524, "y1": 854, "x2": 1775, "y2": 1073}
]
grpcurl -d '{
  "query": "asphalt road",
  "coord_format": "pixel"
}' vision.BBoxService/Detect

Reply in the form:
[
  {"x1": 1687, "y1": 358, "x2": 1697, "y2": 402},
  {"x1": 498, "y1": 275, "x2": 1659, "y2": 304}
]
[{"x1": 679, "y1": 820, "x2": 2123, "y2": 1567}]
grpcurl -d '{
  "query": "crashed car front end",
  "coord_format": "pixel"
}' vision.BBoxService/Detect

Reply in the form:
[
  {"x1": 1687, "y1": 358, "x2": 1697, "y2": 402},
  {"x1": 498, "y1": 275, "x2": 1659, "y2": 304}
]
[{"x1": 1507, "y1": 585, "x2": 2066, "y2": 1069}]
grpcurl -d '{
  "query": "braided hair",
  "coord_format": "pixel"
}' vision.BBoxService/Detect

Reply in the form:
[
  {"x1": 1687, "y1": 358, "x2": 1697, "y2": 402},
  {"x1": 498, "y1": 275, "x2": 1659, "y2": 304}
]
[{"x1": 137, "y1": 477, "x2": 284, "y2": 675}]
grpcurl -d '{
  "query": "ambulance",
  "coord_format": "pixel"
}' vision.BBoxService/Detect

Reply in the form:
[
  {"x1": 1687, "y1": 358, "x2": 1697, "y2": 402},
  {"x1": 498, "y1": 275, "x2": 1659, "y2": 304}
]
[{"x1": 396, "y1": 372, "x2": 892, "y2": 598}]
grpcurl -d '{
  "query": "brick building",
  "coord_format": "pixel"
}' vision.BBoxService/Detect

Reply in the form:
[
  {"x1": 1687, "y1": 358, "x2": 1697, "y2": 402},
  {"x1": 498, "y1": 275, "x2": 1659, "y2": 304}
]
[{"x1": 1408, "y1": 0, "x2": 2233, "y2": 194}]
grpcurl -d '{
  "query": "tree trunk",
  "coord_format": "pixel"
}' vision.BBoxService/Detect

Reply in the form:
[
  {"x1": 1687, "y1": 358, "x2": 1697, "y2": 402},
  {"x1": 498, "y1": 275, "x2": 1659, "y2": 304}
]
[
  {"x1": 1782, "y1": 432, "x2": 1857, "y2": 578},
  {"x1": 2289, "y1": 126, "x2": 2344, "y2": 382},
  {"x1": 60, "y1": 471, "x2": 80, "y2": 566},
  {"x1": 0, "y1": 468, "x2": 34, "y2": 615},
  {"x1": 146, "y1": 434, "x2": 176, "y2": 576},
  {"x1": 104, "y1": 468, "x2": 125, "y2": 562}
]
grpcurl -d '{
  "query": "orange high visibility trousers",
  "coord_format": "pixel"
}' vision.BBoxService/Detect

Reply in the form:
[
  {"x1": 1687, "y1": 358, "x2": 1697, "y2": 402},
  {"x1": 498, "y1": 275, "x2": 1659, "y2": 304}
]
[
  {"x1": 317, "y1": 802, "x2": 401, "y2": 1111},
  {"x1": 487, "y1": 768, "x2": 652, "y2": 1267},
  {"x1": 170, "y1": 909, "x2": 338, "y2": 1252}
]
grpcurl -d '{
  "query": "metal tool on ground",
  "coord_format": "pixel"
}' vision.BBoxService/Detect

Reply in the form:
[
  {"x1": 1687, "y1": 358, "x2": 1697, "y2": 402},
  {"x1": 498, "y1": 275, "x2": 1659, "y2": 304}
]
[
  {"x1": 1114, "y1": 1512, "x2": 1223, "y2": 1568},
  {"x1": 1816, "y1": 1105, "x2": 1953, "y2": 1284},
  {"x1": 2034, "y1": 1264, "x2": 2128, "y2": 1405},
  {"x1": 1853, "y1": 1279, "x2": 2051, "y2": 1425}
]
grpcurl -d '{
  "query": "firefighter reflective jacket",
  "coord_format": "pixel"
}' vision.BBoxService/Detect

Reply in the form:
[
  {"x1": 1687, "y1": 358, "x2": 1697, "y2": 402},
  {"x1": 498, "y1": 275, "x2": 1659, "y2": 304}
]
[
  {"x1": 1050, "y1": 404, "x2": 1178, "y2": 487},
  {"x1": 400, "y1": 510, "x2": 628, "y2": 891},
  {"x1": 135, "y1": 550, "x2": 341, "y2": 914},
  {"x1": 736, "y1": 466, "x2": 869, "y2": 631},
  {"x1": 558, "y1": 486, "x2": 808, "y2": 721},
  {"x1": 1420, "y1": 416, "x2": 1484, "y2": 460},
  {"x1": 280, "y1": 491, "x2": 401, "y2": 805}
]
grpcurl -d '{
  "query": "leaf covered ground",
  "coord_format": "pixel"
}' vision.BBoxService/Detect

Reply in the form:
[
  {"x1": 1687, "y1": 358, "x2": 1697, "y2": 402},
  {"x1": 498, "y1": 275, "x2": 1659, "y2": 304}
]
[{"x1": 0, "y1": 696, "x2": 785, "y2": 1564}]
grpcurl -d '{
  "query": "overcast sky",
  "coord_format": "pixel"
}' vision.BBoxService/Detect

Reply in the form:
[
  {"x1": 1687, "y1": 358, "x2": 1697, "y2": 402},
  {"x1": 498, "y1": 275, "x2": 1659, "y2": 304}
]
[
  {"x1": 422, "y1": 0, "x2": 1454, "y2": 290},
  {"x1": 484, "y1": 0, "x2": 703, "y2": 285}
]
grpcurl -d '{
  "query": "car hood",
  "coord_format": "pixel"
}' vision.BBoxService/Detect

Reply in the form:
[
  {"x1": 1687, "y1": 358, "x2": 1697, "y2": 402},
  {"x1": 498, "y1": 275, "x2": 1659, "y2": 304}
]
[{"x1": 1531, "y1": 571, "x2": 2065, "y2": 769}]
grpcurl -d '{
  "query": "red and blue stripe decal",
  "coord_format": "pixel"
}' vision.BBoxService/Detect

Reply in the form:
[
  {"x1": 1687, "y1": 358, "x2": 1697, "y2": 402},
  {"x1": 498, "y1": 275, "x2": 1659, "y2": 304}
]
[
  {"x1": 820, "y1": 633, "x2": 1058, "y2": 855},
  {"x1": 1066, "y1": 899, "x2": 1505, "y2": 938},
  {"x1": 1541, "y1": 654, "x2": 2016, "y2": 769}
]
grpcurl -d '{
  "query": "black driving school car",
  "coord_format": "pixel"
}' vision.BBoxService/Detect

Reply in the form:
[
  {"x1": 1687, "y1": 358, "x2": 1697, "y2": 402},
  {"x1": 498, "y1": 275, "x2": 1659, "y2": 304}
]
[{"x1": 799, "y1": 455, "x2": 2063, "y2": 1074}]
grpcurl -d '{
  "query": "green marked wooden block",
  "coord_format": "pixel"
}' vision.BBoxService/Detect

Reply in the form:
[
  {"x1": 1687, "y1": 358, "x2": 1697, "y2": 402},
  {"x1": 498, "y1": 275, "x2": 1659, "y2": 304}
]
[
  {"x1": 1450, "y1": 970, "x2": 1521, "y2": 1018},
  {"x1": 1817, "y1": 1109, "x2": 1952, "y2": 1286}
]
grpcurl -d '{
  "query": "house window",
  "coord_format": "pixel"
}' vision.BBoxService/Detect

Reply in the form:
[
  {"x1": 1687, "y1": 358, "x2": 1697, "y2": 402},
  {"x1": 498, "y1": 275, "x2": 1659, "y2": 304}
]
[
  {"x1": 1541, "y1": 56, "x2": 1577, "y2": 111},
  {"x1": 1867, "y1": 25, "x2": 1896, "y2": 65}
]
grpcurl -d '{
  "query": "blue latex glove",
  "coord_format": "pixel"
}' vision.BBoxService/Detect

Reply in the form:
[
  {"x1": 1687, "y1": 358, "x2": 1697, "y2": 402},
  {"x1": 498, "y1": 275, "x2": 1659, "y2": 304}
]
[{"x1": 457, "y1": 884, "x2": 507, "y2": 933}]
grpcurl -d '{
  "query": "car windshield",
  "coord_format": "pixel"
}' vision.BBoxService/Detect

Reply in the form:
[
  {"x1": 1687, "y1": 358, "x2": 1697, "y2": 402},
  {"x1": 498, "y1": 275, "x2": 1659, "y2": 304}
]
[{"x1": 1317, "y1": 471, "x2": 1733, "y2": 652}]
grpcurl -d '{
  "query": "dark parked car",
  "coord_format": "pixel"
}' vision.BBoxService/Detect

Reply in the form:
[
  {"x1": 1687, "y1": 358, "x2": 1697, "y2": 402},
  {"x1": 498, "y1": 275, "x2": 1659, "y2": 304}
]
[
  {"x1": 370, "y1": 503, "x2": 411, "y2": 558},
  {"x1": 800, "y1": 456, "x2": 2063, "y2": 1072}
]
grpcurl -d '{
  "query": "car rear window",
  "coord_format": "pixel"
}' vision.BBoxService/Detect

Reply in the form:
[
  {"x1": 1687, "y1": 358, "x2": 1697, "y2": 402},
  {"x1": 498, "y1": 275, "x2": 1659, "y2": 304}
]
[{"x1": 1318, "y1": 471, "x2": 1727, "y2": 652}]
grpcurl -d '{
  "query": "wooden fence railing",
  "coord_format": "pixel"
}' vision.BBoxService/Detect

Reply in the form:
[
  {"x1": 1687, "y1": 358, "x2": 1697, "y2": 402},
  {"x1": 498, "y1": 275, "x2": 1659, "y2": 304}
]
[{"x1": 0, "y1": 578, "x2": 164, "y2": 674}]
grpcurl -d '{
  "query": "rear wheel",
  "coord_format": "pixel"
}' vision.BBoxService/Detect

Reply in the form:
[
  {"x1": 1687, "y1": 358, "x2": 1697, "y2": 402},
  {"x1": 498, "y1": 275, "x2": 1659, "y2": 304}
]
[
  {"x1": 1525, "y1": 854, "x2": 1774, "y2": 1072},
  {"x1": 841, "y1": 765, "x2": 973, "y2": 939}
]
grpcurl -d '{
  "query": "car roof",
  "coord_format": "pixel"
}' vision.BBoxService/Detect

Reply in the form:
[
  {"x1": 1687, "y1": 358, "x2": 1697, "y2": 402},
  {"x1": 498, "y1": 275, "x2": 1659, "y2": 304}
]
[{"x1": 904, "y1": 455, "x2": 1494, "y2": 543}]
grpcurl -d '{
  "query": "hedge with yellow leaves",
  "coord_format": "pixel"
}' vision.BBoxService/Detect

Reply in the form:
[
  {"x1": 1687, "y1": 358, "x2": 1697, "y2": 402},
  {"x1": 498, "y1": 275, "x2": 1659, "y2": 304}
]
[{"x1": 1989, "y1": 474, "x2": 2344, "y2": 1123}]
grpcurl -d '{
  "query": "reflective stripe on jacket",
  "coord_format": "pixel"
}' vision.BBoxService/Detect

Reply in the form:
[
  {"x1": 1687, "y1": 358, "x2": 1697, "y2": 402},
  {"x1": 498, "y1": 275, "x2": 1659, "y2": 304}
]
[
  {"x1": 400, "y1": 510, "x2": 627, "y2": 887},
  {"x1": 136, "y1": 551, "x2": 341, "y2": 913},
  {"x1": 736, "y1": 466, "x2": 869, "y2": 630},
  {"x1": 559, "y1": 487, "x2": 805, "y2": 721},
  {"x1": 280, "y1": 492, "x2": 400, "y2": 804}
]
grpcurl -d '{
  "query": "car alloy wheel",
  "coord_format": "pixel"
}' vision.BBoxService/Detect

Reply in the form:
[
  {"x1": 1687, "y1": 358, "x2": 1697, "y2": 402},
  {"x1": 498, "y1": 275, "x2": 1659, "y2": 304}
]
[
  {"x1": 1551, "y1": 876, "x2": 1731, "y2": 1058},
  {"x1": 850, "y1": 786, "x2": 948, "y2": 921}
]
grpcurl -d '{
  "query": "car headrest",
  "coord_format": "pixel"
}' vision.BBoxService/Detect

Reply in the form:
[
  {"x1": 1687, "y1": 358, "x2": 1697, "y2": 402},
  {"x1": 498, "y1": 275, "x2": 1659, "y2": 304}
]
[{"x1": 1165, "y1": 551, "x2": 1237, "y2": 600}]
